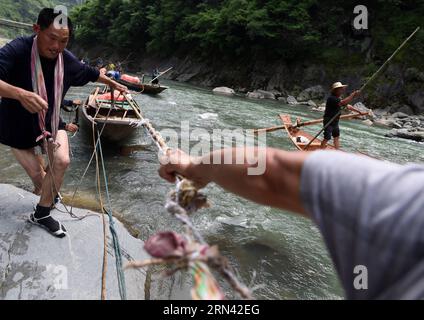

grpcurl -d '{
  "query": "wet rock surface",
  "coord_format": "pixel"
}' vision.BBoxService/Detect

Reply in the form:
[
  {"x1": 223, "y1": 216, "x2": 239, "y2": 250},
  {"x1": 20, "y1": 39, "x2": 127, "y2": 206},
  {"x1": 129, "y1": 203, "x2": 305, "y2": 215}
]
[{"x1": 0, "y1": 184, "x2": 149, "y2": 300}]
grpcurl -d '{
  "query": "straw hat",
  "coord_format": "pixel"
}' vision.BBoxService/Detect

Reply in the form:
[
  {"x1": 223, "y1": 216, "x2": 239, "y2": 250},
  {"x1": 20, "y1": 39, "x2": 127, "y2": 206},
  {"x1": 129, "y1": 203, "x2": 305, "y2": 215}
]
[{"x1": 331, "y1": 82, "x2": 348, "y2": 92}]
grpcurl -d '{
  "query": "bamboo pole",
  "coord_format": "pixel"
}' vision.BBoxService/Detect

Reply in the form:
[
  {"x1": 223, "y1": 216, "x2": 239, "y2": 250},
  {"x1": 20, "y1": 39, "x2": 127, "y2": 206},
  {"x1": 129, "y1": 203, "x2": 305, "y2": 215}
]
[
  {"x1": 293, "y1": 112, "x2": 369, "y2": 128},
  {"x1": 253, "y1": 112, "x2": 369, "y2": 134},
  {"x1": 360, "y1": 27, "x2": 420, "y2": 92},
  {"x1": 122, "y1": 93, "x2": 143, "y2": 119}
]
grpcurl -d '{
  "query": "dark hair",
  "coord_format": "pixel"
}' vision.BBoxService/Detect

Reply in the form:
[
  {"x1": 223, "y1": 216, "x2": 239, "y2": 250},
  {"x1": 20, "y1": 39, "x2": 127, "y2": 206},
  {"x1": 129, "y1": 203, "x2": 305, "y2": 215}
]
[{"x1": 37, "y1": 8, "x2": 73, "y2": 37}]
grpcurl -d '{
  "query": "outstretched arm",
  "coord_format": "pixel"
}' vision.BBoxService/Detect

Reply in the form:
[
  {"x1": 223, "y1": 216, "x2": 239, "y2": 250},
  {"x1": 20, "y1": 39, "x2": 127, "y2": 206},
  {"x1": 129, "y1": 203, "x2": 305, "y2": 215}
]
[
  {"x1": 340, "y1": 90, "x2": 361, "y2": 106},
  {"x1": 159, "y1": 148, "x2": 310, "y2": 217},
  {"x1": 96, "y1": 73, "x2": 128, "y2": 93}
]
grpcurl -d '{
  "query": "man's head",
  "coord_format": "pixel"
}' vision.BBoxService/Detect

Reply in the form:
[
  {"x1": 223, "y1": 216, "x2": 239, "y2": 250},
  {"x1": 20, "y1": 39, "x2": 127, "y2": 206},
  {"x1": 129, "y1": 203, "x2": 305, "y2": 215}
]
[
  {"x1": 331, "y1": 82, "x2": 348, "y2": 97},
  {"x1": 33, "y1": 8, "x2": 73, "y2": 60}
]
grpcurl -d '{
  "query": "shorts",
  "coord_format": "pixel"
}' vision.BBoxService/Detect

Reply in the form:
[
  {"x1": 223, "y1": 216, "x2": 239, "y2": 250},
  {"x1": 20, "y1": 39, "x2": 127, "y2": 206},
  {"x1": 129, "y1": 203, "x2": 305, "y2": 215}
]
[{"x1": 323, "y1": 119, "x2": 340, "y2": 141}]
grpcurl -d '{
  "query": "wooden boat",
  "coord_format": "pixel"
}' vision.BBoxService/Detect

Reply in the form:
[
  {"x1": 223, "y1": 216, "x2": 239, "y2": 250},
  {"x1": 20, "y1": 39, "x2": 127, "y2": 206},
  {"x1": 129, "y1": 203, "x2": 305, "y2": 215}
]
[
  {"x1": 279, "y1": 114, "x2": 335, "y2": 151},
  {"x1": 116, "y1": 78, "x2": 169, "y2": 95},
  {"x1": 80, "y1": 87, "x2": 143, "y2": 142},
  {"x1": 278, "y1": 112, "x2": 369, "y2": 151}
]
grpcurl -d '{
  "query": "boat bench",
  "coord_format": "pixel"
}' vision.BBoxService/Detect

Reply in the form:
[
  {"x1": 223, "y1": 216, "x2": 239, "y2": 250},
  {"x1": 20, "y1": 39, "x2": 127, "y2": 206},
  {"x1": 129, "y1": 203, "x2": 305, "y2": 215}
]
[{"x1": 97, "y1": 100, "x2": 132, "y2": 110}]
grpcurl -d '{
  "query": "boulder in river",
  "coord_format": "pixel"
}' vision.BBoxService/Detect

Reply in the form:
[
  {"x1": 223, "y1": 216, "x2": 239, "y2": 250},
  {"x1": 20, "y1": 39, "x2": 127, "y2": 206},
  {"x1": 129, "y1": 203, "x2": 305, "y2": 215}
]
[
  {"x1": 362, "y1": 119, "x2": 374, "y2": 126},
  {"x1": 246, "y1": 91, "x2": 265, "y2": 99},
  {"x1": 287, "y1": 95, "x2": 299, "y2": 105},
  {"x1": 385, "y1": 129, "x2": 424, "y2": 142},
  {"x1": 306, "y1": 100, "x2": 317, "y2": 108},
  {"x1": 256, "y1": 90, "x2": 277, "y2": 100},
  {"x1": 351, "y1": 102, "x2": 374, "y2": 119},
  {"x1": 212, "y1": 87, "x2": 235, "y2": 96},
  {"x1": 373, "y1": 118, "x2": 403, "y2": 129},
  {"x1": 392, "y1": 112, "x2": 409, "y2": 119},
  {"x1": 0, "y1": 184, "x2": 149, "y2": 300},
  {"x1": 296, "y1": 85, "x2": 326, "y2": 102},
  {"x1": 246, "y1": 90, "x2": 276, "y2": 100},
  {"x1": 353, "y1": 102, "x2": 368, "y2": 112}
]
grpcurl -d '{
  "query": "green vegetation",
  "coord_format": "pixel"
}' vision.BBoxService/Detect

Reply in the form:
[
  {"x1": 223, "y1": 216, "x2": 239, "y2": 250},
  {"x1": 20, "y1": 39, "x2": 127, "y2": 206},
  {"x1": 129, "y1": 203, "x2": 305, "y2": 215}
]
[
  {"x1": 70, "y1": 0, "x2": 424, "y2": 67},
  {"x1": 0, "y1": 0, "x2": 81, "y2": 38},
  {"x1": 0, "y1": 0, "x2": 80, "y2": 23},
  {"x1": 1, "y1": 1, "x2": 422, "y2": 68}
]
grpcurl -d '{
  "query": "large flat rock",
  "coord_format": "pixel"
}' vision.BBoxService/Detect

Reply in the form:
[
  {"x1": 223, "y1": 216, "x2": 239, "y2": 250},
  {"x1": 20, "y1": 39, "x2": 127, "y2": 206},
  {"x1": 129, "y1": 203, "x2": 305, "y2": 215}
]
[{"x1": 0, "y1": 184, "x2": 149, "y2": 300}]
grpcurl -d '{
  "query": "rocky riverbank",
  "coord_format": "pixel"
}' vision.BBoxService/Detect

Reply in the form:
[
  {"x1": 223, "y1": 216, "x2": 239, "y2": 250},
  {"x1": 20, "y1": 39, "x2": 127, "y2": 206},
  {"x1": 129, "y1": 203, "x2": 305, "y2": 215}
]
[
  {"x1": 0, "y1": 184, "x2": 149, "y2": 300},
  {"x1": 144, "y1": 56, "x2": 423, "y2": 143},
  {"x1": 213, "y1": 84, "x2": 424, "y2": 143}
]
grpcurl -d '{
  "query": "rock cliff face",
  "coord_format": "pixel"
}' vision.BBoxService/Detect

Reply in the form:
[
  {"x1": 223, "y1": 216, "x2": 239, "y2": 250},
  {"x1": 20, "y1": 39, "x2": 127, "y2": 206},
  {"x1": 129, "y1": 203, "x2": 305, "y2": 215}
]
[
  {"x1": 127, "y1": 55, "x2": 423, "y2": 115},
  {"x1": 0, "y1": 184, "x2": 149, "y2": 300},
  {"x1": 71, "y1": 40, "x2": 423, "y2": 115}
]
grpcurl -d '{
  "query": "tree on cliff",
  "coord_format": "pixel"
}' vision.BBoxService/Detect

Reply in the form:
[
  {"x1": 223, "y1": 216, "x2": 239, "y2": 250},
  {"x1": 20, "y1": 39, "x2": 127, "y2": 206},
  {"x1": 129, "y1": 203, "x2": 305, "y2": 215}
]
[{"x1": 71, "y1": 0, "x2": 424, "y2": 67}]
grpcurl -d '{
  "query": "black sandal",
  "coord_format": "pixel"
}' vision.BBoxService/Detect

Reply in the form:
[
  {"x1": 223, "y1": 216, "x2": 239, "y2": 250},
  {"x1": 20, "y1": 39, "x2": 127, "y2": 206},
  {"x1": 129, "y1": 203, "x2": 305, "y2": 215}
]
[{"x1": 29, "y1": 212, "x2": 67, "y2": 238}]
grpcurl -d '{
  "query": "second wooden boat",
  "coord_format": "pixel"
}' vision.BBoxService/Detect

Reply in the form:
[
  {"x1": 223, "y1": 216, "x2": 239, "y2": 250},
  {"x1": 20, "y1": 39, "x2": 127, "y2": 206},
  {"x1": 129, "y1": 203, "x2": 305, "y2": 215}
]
[
  {"x1": 116, "y1": 78, "x2": 169, "y2": 95},
  {"x1": 278, "y1": 112, "x2": 369, "y2": 151},
  {"x1": 279, "y1": 114, "x2": 335, "y2": 151}
]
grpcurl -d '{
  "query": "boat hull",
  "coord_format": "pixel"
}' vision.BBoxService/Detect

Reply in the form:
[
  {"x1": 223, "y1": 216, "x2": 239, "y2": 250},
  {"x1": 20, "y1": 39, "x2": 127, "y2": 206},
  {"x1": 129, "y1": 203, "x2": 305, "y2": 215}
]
[
  {"x1": 79, "y1": 88, "x2": 142, "y2": 142},
  {"x1": 79, "y1": 108, "x2": 139, "y2": 141},
  {"x1": 279, "y1": 114, "x2": 335, "y2": 151},
  {"x1": 116, "y1": 79, "x2": 168, "y2": 94}
]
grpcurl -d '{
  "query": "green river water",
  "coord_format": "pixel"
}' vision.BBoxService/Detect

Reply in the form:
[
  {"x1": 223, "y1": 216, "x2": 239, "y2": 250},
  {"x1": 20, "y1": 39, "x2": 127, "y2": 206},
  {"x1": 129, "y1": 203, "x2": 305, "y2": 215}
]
[{"x1": 1, "y1": 80, "x2": 423, "y2": 300}]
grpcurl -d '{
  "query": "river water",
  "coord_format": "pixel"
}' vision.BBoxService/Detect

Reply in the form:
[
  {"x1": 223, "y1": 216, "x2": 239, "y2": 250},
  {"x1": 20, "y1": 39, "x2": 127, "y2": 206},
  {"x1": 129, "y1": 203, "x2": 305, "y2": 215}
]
[{"x1": 1, "y1": 80, "x2": 423, "y2": 300}]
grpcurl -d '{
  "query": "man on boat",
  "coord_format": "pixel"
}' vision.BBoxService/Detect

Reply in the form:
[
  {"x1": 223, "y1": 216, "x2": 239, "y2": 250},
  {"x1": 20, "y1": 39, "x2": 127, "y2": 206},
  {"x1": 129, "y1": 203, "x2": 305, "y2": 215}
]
[
  {"x1": 95, "y1": 57, "x2": 104, "y2": 69},
  {"x1": 159, "y1": 148, "x2": 424, "y2": 299},
  {"x1": 116, "y1": 61, "x2": 122, "y2": 73},
  {"x1": 0, "y1": 8, "x2": 127, "y2": 238},
  {"x1": 321, "y1": 82, "x2": 362, "y2": 149},
  {"x1": 151, "y1": 67, "x2": 160, "y2": 85}
]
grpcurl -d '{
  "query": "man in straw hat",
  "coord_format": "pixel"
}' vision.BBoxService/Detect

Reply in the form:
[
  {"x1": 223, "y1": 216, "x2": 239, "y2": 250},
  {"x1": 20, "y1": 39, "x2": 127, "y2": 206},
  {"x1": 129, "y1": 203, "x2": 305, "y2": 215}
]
[{"x1": 321, "y1": 82, "x2": 361, "y2": 149}]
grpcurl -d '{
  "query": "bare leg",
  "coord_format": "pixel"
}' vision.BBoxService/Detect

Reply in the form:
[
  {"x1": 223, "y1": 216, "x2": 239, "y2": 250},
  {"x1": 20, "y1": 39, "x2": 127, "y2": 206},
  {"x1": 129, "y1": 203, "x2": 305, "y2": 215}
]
[
  {"x1": 320, "y1": 139, "x2": 329, "y2": 149},
  {"x1": 38, "y1": 130, "x2": 70, "y2": 207},
  {"x1": 11, "y1": 148, "x2": 46, "y2": 195},
  {"x1": 334, "y1": 137, "x2": 340, "y2": 150}
]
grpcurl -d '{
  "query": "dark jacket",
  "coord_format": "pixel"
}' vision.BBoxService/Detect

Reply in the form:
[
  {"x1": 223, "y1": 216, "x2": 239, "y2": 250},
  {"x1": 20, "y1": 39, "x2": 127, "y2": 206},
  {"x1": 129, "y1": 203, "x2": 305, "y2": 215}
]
[{"x1": 0, "y1": 35, "x2": 99, "y2": 149}]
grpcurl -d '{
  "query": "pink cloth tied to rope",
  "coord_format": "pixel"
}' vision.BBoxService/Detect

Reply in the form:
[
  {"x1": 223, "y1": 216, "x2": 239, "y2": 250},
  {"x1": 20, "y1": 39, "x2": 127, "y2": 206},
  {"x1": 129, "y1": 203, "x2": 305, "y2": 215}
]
[
  {"x1": 31, "y1": 36, "x2": 64, "y2": 148},
  {"x1": 144, "y1": 231, "x2": 189, "y2": 258},
  {"x1": 36, "y1": 129, "x2": 52, "y2": 143}
]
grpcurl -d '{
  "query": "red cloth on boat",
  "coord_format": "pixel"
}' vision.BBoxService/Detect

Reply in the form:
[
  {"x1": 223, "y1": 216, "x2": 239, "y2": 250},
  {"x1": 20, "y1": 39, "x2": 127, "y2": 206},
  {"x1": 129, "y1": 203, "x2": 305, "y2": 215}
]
[
  {"x1": 97, "y1": 91, "x2": 125, "y2": 102},
  {"x1": 120, "y1": 74, "x2": 140, "y2": 84}
]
